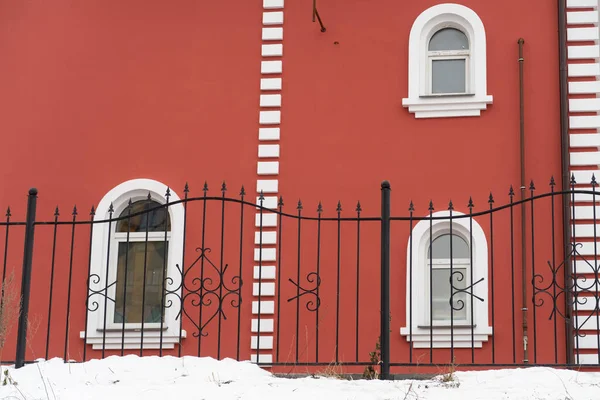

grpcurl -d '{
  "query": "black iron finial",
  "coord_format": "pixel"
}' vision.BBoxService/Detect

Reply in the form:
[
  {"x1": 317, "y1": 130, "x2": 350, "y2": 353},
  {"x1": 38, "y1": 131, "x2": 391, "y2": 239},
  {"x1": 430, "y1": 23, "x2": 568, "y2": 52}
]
[
  {"x1": 165, "y1": 187, "x2": 171, "y2": 199},
  {"x1": 54, "y1": 206, "x2": 59, "y2": 217},
  {"x1": 570, "y1": 173, "x2": 577, "y2": 186},
  {"x1": 90, "y1": 205, "x2": 96, "y2": 216},
  {"x1": 184, "y1": 182, "x2": 189, "y2": 193},
  {"x1": 5, "y1": 207, "x2": 10, "y2": 218},
  {"x1": 147, "y1": 192, "x2": 152, "y2": 201},
  {"x1": 258, "y1": 190, "x2": 265, "y2": 202},
  {"x1": 409, "y1": 201, "x2": 414, "y2": 212},
  {"x1": 592, "y1": 174, "x2": 598, "y2": 187},
  {"x1": 488, "y1": 192, "x2": 494, "y2": 204},
  {"x1": 550, "y1": 176, "x2": 556, "y2": 187},
  {"x1": 468, "y1": 197, "x2": 474, "y2": 209},
  {"x1": 221, "y1": 181, "x2": 227, "y2": 193},
  {"x1": 108, "y1": 203, "x2": 114, "y2": 214},
  {"x1": 428, "y1": 200, "x2": 434, "y2": 212},
  {"x1": 297, "y1": 199, "x2": 303, "y2": 210},
  {"x1": 317, "y1": 201, "x2": 323, "y2": 213},
  {"x1": 356, "y1": 201, "x2": 362, "y2": 213},
  {"x1": 203, "y1": 181, "x2": 209, "y2": 193},
  {"x1": 72, "y1": 205, "x2": 78, "y2": 216},
  {"x1": 240, "y1": 185, "x2": 246, "y2": 197},
  {"x1": 529, "y1": 180, "x2": 535, "y2": 191},
  {"x1": 278, "y1": 196, "x2": 284, "y2": 207},
  {"x1": 448, "y1": 200, "x2": 454, "y2": 211},
  {"x1": 128, "y1": 198, "x2": 133, "y2": 207},
  {"x1": 336, "y1": 201, "x2": 342, "y2": 213},
  {"x1": 509, "y1": 185, "x2": 515, "y2": 197}
]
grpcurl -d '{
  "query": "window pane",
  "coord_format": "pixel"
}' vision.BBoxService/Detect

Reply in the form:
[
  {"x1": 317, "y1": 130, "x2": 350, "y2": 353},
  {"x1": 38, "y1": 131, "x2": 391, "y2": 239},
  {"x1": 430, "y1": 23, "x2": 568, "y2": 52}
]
[
  {"x1": 114, "y1": 241, "x2": 168, "y2": 324},
  {"x1": 432, "y1": 59, "x2": 466, "y2": 94},
  {"x1": 431, "y1": 268, "x2": 467, "y2": 321},
  {"x1": 117, "y1": 200, "x2": 171, "y2": 233},
  {"x1": 429, "y1": 234, "x2": 469, "y2": 259},
  {"x1": 429, "y1": 28, "x2": 469, "y2": 51}
]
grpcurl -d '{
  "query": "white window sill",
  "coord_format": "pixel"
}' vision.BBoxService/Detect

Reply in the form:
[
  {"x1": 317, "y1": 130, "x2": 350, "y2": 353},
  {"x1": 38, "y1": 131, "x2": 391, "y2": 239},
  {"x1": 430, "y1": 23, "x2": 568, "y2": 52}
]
[
  {"x1": 402, "y1": 94, "x2": 493, "y2": 118},
  {"x1": 79, "y1": 329, "x2": 187, "y2": 350},
  {"x1": 400, "y1": 325, "x2": 492, "y2": 348}
]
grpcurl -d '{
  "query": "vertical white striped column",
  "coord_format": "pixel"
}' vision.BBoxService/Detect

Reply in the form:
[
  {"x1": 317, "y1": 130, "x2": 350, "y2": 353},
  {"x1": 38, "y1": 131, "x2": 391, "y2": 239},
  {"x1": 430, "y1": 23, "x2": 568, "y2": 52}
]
[
  {"x1": 566, "y1": 0, "x2": 600, "y2": 365},
  {"x1": 251, "y1": 0, "x2": 284, "y2": 365}
]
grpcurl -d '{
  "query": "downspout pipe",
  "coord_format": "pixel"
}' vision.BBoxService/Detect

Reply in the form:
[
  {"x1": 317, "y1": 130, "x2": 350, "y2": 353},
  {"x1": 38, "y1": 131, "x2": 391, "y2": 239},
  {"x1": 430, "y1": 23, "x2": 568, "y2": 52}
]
[
  {"x1": 557, "y1": 0, "x2": 575, "y2": 365},
  {"x1": 518, "y1": 38, "x2": 529, "y2": 364}
]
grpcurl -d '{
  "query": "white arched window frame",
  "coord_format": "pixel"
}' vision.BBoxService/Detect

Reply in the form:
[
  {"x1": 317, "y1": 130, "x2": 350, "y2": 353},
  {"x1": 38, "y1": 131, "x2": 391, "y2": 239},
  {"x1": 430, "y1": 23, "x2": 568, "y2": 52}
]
[
  {"x1": 80, "y1": 178, "x2": 187, "y2": 350},
  {"x1": 400, "y1": 211, "x2": 493, "y2": 348},
  {"x1": 402, "y1": 3, "x2": 493, "y2": 118}
]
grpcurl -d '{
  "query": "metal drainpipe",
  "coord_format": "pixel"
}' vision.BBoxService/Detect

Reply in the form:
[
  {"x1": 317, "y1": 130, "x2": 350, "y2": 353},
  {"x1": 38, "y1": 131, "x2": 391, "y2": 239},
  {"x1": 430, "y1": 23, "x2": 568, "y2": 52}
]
[
  {"x1": 557, "y1": 0, "x2": 575, "y2": 365},
  {"x1": 518, "y1": 38, "x2": 529, "y2": 364}
]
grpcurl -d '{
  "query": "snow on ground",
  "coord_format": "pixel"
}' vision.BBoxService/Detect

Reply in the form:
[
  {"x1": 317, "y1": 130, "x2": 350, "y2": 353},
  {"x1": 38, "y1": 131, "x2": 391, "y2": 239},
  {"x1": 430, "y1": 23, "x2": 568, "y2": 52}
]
[{"x1": 0, "y1": 356, "x2": 599, "y2": 400}]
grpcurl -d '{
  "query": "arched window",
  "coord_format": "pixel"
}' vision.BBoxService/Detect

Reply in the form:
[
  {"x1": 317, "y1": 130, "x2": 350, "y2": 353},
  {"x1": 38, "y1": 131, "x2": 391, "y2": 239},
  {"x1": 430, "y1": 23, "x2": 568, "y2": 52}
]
[
  {"x1": 113, "y1": 200, "x2": 171, "y2": 325},
  {"x1": 428, "y1": 28, "x2": 470, "y2": 95},
  {"x1": 81, "y1": 179, "x2": 186, "y2": 350},
  {"x1": 400, "y1": 211, "x2": 492, "y2": 348},
  {"x1": 402, "y1": 4, "x2": 493, "y2": 118},
  {"x1": 428, "y1": 234, "x2": 470, "y2": 323}
]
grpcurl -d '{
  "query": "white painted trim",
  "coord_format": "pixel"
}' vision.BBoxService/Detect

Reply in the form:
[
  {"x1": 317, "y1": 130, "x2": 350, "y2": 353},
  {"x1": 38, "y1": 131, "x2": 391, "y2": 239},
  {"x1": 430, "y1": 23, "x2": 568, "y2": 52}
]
[
  {"x1": 250, "y1": 354, "x2": 273, "y2": 363},
  {"x1": 571, "y1": 133, "x2": 600, "y2": 147},
  {"x1": 251, "y1": 335, "x2": 274, "y2": 349},
  {"x1": 263, "y1": 0, "x2": 284, "y2": 10},
  {"x1": 570, "y1": 151, "x2": 600, "y2": 165},
  {"x1": 261, "y1": 61, "x2": 283, "y2": 74},
  {"x1": 568, "y1": 27, "x2": 599, "y2": 42},
  {"x1": 254, "y1": 247, "x2": 276, "y2": 261},
  {"x1": 568, "y1": 45, "x2": 600, "y2": 60},
  {"x1": 260, "y1": 94, "x2": 282, "y2": 107},
  {"x1": 258, "y1": 144, "x2": 280, "y2": 158},
  {"x1": 81, "y1": 178, "x2": 187, "y2": 350},
  {"x1": 262, "y1": 44, "x2": 283, "y2": 57},
  {"x1": 262, "y1": 27, "x2": 283, "y2": 41},
  {"x1": 252, "y1": 318, "x2": 274, "y2": 332},
  {"x1": 256, "y1": 195, "x2": 279, "y2": 209},
  {"x1": 570, "y1": 80, "x2": 600, "y2": 94},
  {"x1": 570, "y1": 115, "x2": 600, "y2": 129},
  {"x1": 252, "y1": 301, "x2": 275, "y2": 314},
  {"x1": 263, "y1": 11, "x2": 284, "y2": 25},
  {"x1": 253, "y1": 282, "x2": 276, "y2": 296},
  {"x1": 255, "y1": 214, "x2": 277, "y2": 227},
  {"x1": 255, "y1": 231, "x2": 278, "y2": 244},
  {"x1": 567, "y1": 11, "x2": 599, "y2": 25},
  {"x1": 256, "y1": 179, "x2": 279, "y2": 193},
  {"x1": 402, "y1": 4, "x2": 492, "y2": 118},
  {"x1": 259, "y1": 127, "x2": 281, "y2": 140},
  {"x1": 259, "y1": 111, "x2": 281, "y2": 124},
  {"x1": 400, "y1": 210, "x2": 492, "y2": 347},
  {"x1": 260, "y1": 78, "x2": 282, "y2": 91},
  {"x1": 254, "y1": 266, "x2": 277, "y2": 280},
  {"x1": 567, "y1": 0, "x2": 598, "y2": 8},
  {"x1": 568, "y1": 63, "x2": 600, "y2": 77}
]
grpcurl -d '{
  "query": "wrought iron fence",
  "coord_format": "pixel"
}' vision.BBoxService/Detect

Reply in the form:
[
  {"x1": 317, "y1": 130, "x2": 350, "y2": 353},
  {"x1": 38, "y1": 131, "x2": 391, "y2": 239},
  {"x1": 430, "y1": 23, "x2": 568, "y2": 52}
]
[{"x1": 1, "y1": 176, "x2": 600, "y2": 379}]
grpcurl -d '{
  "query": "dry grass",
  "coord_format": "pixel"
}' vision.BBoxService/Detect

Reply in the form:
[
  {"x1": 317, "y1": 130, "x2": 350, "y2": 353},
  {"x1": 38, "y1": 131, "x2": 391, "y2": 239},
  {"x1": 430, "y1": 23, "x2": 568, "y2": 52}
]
[{"x1": 0, "y1": 271, "x2": 22, "y2": 354}]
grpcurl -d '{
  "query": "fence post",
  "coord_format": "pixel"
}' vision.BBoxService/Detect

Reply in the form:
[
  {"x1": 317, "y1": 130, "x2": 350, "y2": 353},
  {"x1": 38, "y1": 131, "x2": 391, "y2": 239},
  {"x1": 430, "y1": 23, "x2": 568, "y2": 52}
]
[
  {"x1": 380, "y1": 181, "x2": 391, "y2": 380},
  {"x1": 15, "y1": 188, "x2": 38, "y2": 368}
]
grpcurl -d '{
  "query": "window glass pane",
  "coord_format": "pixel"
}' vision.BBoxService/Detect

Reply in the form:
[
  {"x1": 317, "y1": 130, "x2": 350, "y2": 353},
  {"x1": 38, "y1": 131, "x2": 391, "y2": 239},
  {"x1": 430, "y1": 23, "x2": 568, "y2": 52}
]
[
  {"x1": 429, "y1": 28, "x2": 469, "y2": 51},
  {"x1": 429, "y1": 234, "x2": 469, "y2": 259},
  {"x1": 117, "y1": 200, "x2": 171, "y2": 232},
  {"x1": 113, "y1": 241, "x2": 168, "y2": 323},
  {"x1": 431, "y1": 268, "x2": 467, "y2": 321},
  {"x1": 431, "y1": 59, "x2": 466, "y2": 94}
]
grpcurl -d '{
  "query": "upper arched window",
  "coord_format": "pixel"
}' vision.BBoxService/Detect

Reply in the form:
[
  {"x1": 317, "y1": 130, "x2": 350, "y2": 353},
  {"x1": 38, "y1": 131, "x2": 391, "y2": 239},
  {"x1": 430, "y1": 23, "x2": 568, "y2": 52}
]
[
  {"x1": 428, "y1": 28, "x2": 470, "y2": 95},
  {"x1": 402, "y1": 4, "x2": 493, "y2": 118}
]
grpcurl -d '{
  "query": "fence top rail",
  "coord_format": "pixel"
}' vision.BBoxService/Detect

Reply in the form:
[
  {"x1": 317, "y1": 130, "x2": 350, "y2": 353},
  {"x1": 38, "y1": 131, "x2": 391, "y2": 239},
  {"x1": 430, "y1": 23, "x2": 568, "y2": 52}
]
[{"x1": 8, "y1": 187, "x2": 597, "y2": 225}]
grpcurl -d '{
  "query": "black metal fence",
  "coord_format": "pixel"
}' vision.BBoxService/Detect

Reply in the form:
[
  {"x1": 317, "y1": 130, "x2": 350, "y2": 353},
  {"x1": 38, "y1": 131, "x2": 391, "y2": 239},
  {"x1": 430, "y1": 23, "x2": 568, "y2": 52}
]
[{"x1": 2, "y1": 176, "x2": 600, "y2": 378}]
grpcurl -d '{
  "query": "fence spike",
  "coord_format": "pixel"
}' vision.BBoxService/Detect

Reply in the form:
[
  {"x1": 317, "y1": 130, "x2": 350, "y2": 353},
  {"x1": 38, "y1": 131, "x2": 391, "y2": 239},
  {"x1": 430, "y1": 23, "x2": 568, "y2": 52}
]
[
  {"x1": 147, "y1": 192, "x2": 152, "y2": 201},
  {"x1": 448, "y1": 199, "x2": 454, "y2": 211},
  {"x1": 165, "y1": 187, "x2": 171, "y2": 198},
  {"x1": 90, "y1": 205, "x2": 96, "y2": 216},
  {"x1": 317, "y1": 201, "x2": 323, "y2": 213},
  {"x1": 184, "y1": 182, "x2": 190, "y2": 193},
  {"x1": 5, "y1": 207, "x2": 10, "y2": 218},
  {"x1": 529, "y1": 180, "x2": 536, "y2": 191},
  {"x1": 509, "y1": 185, "x2": 515, "y2": 197},
  {"x1": 549, "y1": 176, "x2": 556, "y2": 187},
  {"x1": 336, "y1": 201, "x2": 342, "y2": 213},
  {"x1": 297, "y1": 199, "x2": 303, "y2": 210},
  {"x1": 356, "y1": 201, "x2": 362, "y2": 213},
  {"x1": 54, "y1": 206, "x2": 60, "y2": 217},
  {"x1": 221, "y1": 181, "x2": 227, "y2": 193},
  {"x1": 468, "y1": 197, "x2": 474, "y2": 209},
  {"x1": 203, "y1": 181, "x2": 209, "y2": 192},
  {"x1": 72, "y1": 205, "x2": 78, "y2": 216},
  {"x1": 108, "y1": 202, "x2": 114, "y2": 214},
  {"x1": 409, "y1": 200, "x2": 414, "y2": 212},
  {"x1": 570, "y1": 173, "x2": 576, "y2": 186},
  {"x1": 592, "y1": 174, "x2": 598, "y2": 187},
  {"x1": 428, "y1": 200, "x2": 434, "y2": 212},
  {"x1": 488, "y1": 192, "x2": 494, "y2": 204},
  {"x1": 278, "y1": 196, "x2": 284, "y2": 207},
  {"x1": 240, "y1": 185, "x2": 246, "y2": 197},
  {"x1": 258, "y1": 190, "x2": 265, "y2": 202}
]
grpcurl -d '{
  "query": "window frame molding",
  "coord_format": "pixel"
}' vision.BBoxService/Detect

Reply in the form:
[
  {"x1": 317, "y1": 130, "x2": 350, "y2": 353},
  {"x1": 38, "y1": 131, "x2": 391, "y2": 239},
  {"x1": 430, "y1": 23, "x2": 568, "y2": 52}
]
[
  {"x1": 80, "y1": 178, "x2": 187, "y2": 350},
  {"x1": 402, "y1": 3, "x2": 493, "y2": 118},
  {"x1": 400, "y1": 210, "x2": 493, "y2": 348}
]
